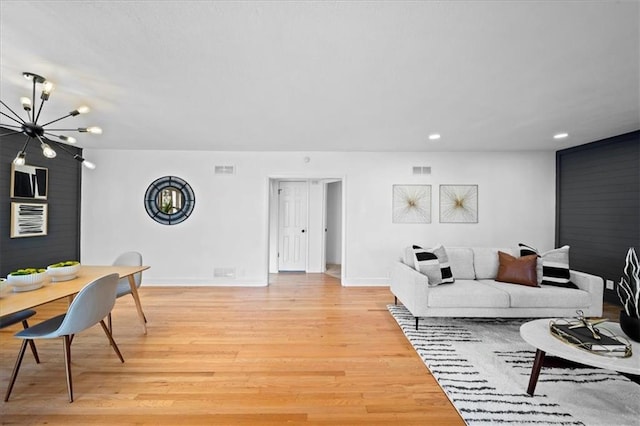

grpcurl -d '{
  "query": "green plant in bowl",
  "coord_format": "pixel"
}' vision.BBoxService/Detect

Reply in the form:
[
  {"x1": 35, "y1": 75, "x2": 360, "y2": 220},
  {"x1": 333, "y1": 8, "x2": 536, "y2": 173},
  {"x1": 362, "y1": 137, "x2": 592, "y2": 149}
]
[
  {"x1": 49, "y1": 260, "x2": 80, "y2": 268},
  {"x1": 9, "y1": 268, "x2": 46, "y2": 276}
]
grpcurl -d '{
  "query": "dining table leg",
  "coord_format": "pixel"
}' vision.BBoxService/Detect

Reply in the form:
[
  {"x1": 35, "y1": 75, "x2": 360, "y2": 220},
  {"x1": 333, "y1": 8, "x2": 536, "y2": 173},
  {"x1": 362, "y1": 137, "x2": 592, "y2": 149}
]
[{"x1": 128, "y1": 275, "x2": 147, "y2": 335}]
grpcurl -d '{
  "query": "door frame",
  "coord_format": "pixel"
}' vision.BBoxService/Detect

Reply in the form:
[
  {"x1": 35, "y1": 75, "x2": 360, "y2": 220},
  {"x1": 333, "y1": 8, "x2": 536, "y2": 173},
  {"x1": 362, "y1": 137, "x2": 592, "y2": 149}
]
[{"x1": 265, "y1": 175, "x2": 346, "y2": 285}]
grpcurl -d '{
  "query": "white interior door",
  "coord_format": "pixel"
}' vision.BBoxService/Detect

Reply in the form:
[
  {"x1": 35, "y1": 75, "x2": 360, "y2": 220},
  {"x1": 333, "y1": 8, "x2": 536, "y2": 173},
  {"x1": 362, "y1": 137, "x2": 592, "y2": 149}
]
[{"x1": 278, "y1": 181, "x2": 308, "y2": 271}]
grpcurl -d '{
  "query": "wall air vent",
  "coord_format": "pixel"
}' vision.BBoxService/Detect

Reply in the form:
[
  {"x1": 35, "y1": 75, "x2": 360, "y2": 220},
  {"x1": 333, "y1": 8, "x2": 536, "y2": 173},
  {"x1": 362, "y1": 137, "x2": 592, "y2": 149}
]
[
  {"x1": 214, "y1": 267, "x2": 236, "y2": 278},
  {"x1": 214, "y1": 165, "x2": 235, "y2": 175},
  {"x1": 412, "y1": 166, "x2": 431, "y2": 175}
]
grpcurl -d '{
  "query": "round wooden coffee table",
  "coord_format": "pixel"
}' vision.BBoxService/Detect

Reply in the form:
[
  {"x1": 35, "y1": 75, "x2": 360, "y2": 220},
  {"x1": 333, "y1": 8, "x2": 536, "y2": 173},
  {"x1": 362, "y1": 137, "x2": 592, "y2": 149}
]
[{"x1": 520, "y1": 318, "x2": 640, "y2": 396}]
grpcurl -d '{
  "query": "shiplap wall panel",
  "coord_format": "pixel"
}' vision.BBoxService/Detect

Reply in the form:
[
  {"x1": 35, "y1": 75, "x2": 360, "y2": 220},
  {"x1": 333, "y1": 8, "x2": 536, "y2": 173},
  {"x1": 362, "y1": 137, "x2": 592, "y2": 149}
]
[
  {"x1": 1, "y1": 129, "x2": 82, "y2": 276},
  {"x1": 556, "y1": 130, "x2": 640, "y2": 304}
]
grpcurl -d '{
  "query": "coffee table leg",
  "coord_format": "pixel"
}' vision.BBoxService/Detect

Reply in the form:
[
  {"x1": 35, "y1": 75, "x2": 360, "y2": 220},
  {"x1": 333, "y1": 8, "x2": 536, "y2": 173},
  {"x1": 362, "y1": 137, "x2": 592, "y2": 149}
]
[{"x1": 527, "y1": 349, "x2": 546, "y2": 396}]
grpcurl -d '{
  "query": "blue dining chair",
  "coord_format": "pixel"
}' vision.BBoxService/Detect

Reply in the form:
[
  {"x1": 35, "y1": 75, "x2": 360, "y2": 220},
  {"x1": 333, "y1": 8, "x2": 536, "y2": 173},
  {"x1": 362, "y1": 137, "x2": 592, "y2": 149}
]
[
  {"x1": 4, "y1": 273, "x2": 124, "y2": 402},
  {"x1": 0, "y1": 310, "x2": 40, "y2": 363}
]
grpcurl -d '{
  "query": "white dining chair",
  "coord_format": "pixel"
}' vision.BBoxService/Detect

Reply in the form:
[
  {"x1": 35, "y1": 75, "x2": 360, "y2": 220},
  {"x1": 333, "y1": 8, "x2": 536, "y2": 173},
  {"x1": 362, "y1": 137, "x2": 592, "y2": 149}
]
[
  {"x1": 108, "y1": 251, "x2": 146, "y2": 333},
  {"x1": 4, "y1": 273, "x2": 124, "y2": 402}
]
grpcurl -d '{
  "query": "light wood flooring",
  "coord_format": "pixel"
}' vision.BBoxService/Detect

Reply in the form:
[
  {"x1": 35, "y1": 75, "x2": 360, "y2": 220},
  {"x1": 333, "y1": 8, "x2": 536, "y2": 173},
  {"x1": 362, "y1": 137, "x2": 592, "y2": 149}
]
[{"x1": 0, "y1": 273, "x2": 464, "y2": 425}]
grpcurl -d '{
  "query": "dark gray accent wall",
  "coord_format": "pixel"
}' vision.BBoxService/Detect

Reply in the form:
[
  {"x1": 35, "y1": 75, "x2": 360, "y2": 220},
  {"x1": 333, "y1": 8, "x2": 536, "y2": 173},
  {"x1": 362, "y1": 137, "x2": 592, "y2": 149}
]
[
  {"x1": 1, "y1": 129, "x2": 82, "y2": 277},
  {"x1": 556, "y1": 130, "x2": 640, "y2": 304}
]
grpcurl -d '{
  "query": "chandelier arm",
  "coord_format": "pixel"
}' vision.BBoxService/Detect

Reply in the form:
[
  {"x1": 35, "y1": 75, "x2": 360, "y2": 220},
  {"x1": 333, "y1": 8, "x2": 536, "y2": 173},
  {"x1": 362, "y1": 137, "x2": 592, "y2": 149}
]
[
  {"x1": 51, "y1": 139, "x2": 72, "y2": 154},
  {"x1": 30, "y1": 78, "x2": 36, "y2": 123},
  {"x1": 40, "y1": 113, "x2": 74, "y2": 127},
  {"x1": 0, "y1": 129, "x2": 25, "y2": 137},
  {"x1": 0, "y1": 100, "x2": 27, "y2": 124},
  {"x1": 34, "y1": 96, "x2": 47, "y2": 124},
  {"x1": 43, "y1": 128, "x2": 81, "y2": 132},
  {"x1": 0, "y1": 123, "x2": 23, "y2": 130},
  {"x1": 44, "y1": 131, "x2": 75, "y2": 144},
  {"x1": 50, "y1": 139, "x2": 86, "y2": 164},
  {"x1": 19, "y1": 136, "x2": 33, "y2": 153}
]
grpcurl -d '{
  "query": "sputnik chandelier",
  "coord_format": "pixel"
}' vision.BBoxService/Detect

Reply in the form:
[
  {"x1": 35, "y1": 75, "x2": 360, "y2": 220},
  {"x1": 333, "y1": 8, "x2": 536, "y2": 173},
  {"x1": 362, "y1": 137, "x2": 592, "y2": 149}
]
[{"x1": 0, "y1": 71, "x2": 102, "y2": 169}]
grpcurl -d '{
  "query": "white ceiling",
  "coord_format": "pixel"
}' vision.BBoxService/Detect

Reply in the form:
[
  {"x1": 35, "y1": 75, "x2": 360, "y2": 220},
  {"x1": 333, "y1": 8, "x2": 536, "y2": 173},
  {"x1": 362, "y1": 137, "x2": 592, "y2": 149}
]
[{"x1": 1, "y1": 1, "x2": 638, "y2": 153}]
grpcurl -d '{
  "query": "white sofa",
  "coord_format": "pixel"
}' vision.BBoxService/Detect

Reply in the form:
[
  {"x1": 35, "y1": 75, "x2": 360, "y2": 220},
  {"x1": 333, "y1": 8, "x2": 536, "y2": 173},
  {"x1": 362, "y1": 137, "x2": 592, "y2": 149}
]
[{"x1": 390, "y1": 246, "x2": 604, "y2": 329}]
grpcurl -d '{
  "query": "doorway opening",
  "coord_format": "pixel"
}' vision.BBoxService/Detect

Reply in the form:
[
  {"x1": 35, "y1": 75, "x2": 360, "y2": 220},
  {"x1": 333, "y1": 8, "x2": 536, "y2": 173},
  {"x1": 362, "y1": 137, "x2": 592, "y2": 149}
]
[{"x1": 267, "y1": 177, "x2": 344, "y2": 284}]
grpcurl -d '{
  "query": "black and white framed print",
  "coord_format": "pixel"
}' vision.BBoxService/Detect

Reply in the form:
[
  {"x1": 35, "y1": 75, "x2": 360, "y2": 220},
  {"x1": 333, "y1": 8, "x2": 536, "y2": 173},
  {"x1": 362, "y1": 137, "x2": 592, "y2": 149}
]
[
  {"x1": 10, "y1": 202, "x2": 48, "y2": 238},
  {"x1": 439, "y1": 184, "x2": 478, "y2": 223},
  {"x1": 10, "y1": 163, "x2": 48, "y2": 199},
  {"x1": 392, "y1": 184, "x2": 431, "y2": 223}
]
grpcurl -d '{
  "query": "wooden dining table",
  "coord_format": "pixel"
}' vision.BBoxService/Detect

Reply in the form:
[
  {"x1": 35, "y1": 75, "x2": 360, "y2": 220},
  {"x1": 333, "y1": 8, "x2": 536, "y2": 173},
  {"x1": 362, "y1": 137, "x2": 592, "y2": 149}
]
[{"x1": 0, "y1": 265, "x2": 150, "y2": 334}]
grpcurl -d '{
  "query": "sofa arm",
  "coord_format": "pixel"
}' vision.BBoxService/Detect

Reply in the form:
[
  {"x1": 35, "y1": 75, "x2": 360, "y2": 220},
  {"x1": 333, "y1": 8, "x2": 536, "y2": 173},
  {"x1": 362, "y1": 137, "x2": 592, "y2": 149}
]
[
  {"x1": 390, "y1": 261, "x2": 431, "y2": 318},
  {"x1": 570, "y1": 270, "x2": 604, "y2": 317}
]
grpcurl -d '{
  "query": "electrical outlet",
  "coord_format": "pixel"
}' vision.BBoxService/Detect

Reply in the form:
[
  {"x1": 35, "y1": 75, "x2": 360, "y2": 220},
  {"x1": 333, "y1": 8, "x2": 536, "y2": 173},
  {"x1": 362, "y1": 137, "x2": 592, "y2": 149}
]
[{"x1": 606, "y1": 279, "x2": 614, "y2": 290}]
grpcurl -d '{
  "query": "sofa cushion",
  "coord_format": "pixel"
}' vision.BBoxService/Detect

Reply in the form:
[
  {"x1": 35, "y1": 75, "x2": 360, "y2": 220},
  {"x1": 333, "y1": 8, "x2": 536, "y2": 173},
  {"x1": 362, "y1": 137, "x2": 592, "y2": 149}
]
[
  {"x1": 496, "y1": 252, "x2": 539, "y2": 287},
  {"x1": 473, "y1": 247, "x2": 514, "y2": 279},
  {"x1": 479, "y1": 280, "x2": 591, "y2": 308},
  {"x1": 446, "y1": 247, "x2": 476, "y2": 279},
  {"x1": 518, "y1": 243, "x2": 577, "y2": 289},
  {"x1": 427, "y1": 280, "x2": 510, "y2": 308}
]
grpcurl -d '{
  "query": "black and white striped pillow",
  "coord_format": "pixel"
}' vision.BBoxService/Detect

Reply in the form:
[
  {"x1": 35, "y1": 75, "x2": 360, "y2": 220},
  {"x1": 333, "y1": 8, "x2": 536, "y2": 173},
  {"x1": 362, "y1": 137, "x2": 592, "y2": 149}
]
[
  {"x1": 432, "y1": 245, "x2": 454, "y2": 284},
  {"x1": 412, "y1": 245, "x2": 454, "y2": 286},
  {"x1": 518, "y1": 243, "x2": 577, "y2": 289}
]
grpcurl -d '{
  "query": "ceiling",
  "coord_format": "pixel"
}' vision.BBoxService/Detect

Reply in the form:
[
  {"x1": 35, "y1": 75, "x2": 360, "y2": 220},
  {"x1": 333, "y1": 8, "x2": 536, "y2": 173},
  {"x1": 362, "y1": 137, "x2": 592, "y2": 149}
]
[{"x1": 1, "y1": 1, "x2": 638, "y2": 153}]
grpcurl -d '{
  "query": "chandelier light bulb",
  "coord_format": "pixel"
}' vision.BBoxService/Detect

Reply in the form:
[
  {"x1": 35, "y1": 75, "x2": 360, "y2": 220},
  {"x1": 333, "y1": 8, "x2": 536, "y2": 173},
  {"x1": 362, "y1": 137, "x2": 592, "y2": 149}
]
[
  {"x1": 41, "y1": 142, "x2": 57, "y2": 158},
  {"x1": 553, "y1": 132, "x2": 569, "y2": 139},
  {"x1": 58, "y1": 135, "x2": 77, "y2": 144},
  {"x1": 42, "y1": 81, "x2": 54, "y2": 93},
  {"x1": 21, "y1": 97, "x2": 32, "y2": 111},
  {"x1": 86, "y1": 126, "x2": 102, "y2": 134},
  {"x1": 77, "y1": 105, "x2": 90, "y2": 114},
  {"x1": 13, "y1": 152, "x2": 26, "y2": 165},
  {"x1": 41, "y1": 81, "x2": 54, "y2": 100},
  {"x1": 83, "y1": 160, "x2": 96, "y2": 170}
]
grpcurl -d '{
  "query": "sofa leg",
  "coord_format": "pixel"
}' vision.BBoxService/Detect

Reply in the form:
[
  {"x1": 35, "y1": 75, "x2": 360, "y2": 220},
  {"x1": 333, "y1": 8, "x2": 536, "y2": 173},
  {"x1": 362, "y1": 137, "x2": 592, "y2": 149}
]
[
  {"x1": 394, "y1": 296, "x2": 397, "y2": 305},
  {"x1": 415, "y1": 317, "x2": 419, "y2": 330}
]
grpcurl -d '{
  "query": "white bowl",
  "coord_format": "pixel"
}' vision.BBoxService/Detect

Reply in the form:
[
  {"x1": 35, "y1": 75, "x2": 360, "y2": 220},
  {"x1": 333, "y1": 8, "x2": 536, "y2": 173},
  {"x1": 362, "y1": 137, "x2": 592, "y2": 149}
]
[
  {"x1": 47, "y1": 263, "x2": 81, "y2": 282},
  {"x1": 7, "y1": 271, "x2": 46, "y2": 292}
]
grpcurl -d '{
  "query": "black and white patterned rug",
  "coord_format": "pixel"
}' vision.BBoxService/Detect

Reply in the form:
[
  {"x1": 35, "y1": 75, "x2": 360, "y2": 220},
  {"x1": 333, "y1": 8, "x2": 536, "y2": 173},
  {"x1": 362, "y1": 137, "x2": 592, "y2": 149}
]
[{"x1": 388, "y1": 304, "x2": 640, "y2": 426}]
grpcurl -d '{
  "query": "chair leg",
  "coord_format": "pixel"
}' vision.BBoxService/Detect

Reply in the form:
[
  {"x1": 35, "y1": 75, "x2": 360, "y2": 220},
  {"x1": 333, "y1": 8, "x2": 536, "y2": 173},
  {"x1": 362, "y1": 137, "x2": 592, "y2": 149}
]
[
  {"x1": 21, "y1": 320, "x2": 40, "y2": 363},
  {"x1": 108, "y1": 312, "x2": 113, "y2": 333},
  {"x1": 99, "y1": 320, "x2": 125, "y2": 363},
  {"x1": 63, "y1": 335, "x2": 73, "y2": 403},
  {"x1": 4, "y1": 339, "x2": 29, "y2": 401}
]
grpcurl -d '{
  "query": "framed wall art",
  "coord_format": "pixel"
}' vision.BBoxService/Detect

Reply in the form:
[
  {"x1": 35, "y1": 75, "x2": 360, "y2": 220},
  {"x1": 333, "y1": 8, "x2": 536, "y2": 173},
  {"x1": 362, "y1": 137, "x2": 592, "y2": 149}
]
[
  {"x1": 439, "y1": 184, "x2": 478, "y2": 223},
  {"x1": 392, "y1": 184, "x2": 431, "y2": 223},
  {"x1": 10, "y1": 202, "x2": 48, "y2": 238},
  {"x1": 10, "y1": 163, "x2": 48, "y2": 199}
]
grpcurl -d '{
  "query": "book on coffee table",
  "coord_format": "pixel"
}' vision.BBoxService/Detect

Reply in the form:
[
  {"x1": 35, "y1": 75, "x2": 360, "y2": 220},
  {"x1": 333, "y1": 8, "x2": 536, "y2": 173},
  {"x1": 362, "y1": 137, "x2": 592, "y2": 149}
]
[{"x1": 550, "y1": 323, "x2": 629, "y2": 353}]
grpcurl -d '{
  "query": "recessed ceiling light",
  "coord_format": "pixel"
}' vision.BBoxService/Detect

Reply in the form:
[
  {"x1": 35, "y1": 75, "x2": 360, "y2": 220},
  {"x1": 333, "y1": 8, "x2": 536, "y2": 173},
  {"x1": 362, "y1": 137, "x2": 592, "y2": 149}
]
[
  {"x1": 428, "y1": 134, "x2": 441, "y2": 140},
  {"x1": 553, "y1": 132, "x2": 569, "y2": 139}
]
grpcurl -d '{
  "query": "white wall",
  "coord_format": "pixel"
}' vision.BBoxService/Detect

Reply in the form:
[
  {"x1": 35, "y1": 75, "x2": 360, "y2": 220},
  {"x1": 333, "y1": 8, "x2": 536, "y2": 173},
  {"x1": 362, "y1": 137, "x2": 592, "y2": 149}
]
[{"x1": 81, "y1": 150, "x2": 556, "y2": 286}]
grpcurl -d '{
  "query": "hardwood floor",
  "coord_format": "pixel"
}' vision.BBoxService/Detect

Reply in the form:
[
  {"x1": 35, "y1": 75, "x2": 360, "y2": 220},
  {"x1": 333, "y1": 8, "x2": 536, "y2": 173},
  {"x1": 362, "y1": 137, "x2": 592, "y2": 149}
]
[{"x1": 0, "y1": 274, "x2": 464, "y2": 425}]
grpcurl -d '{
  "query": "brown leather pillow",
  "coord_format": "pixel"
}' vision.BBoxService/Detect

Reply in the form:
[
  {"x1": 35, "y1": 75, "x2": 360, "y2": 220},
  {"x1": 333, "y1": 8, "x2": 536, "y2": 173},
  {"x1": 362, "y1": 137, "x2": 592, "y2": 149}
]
[{"x1": 496, "y1": 251, "x2": 539, "y2": 287}]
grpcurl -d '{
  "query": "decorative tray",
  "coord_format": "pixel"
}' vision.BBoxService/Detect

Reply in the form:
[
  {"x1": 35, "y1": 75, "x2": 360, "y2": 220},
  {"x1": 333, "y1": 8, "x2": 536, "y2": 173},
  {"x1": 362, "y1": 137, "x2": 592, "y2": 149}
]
[{"x1": 549, "y1": 313, "x2": 632, "y2": 358}]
